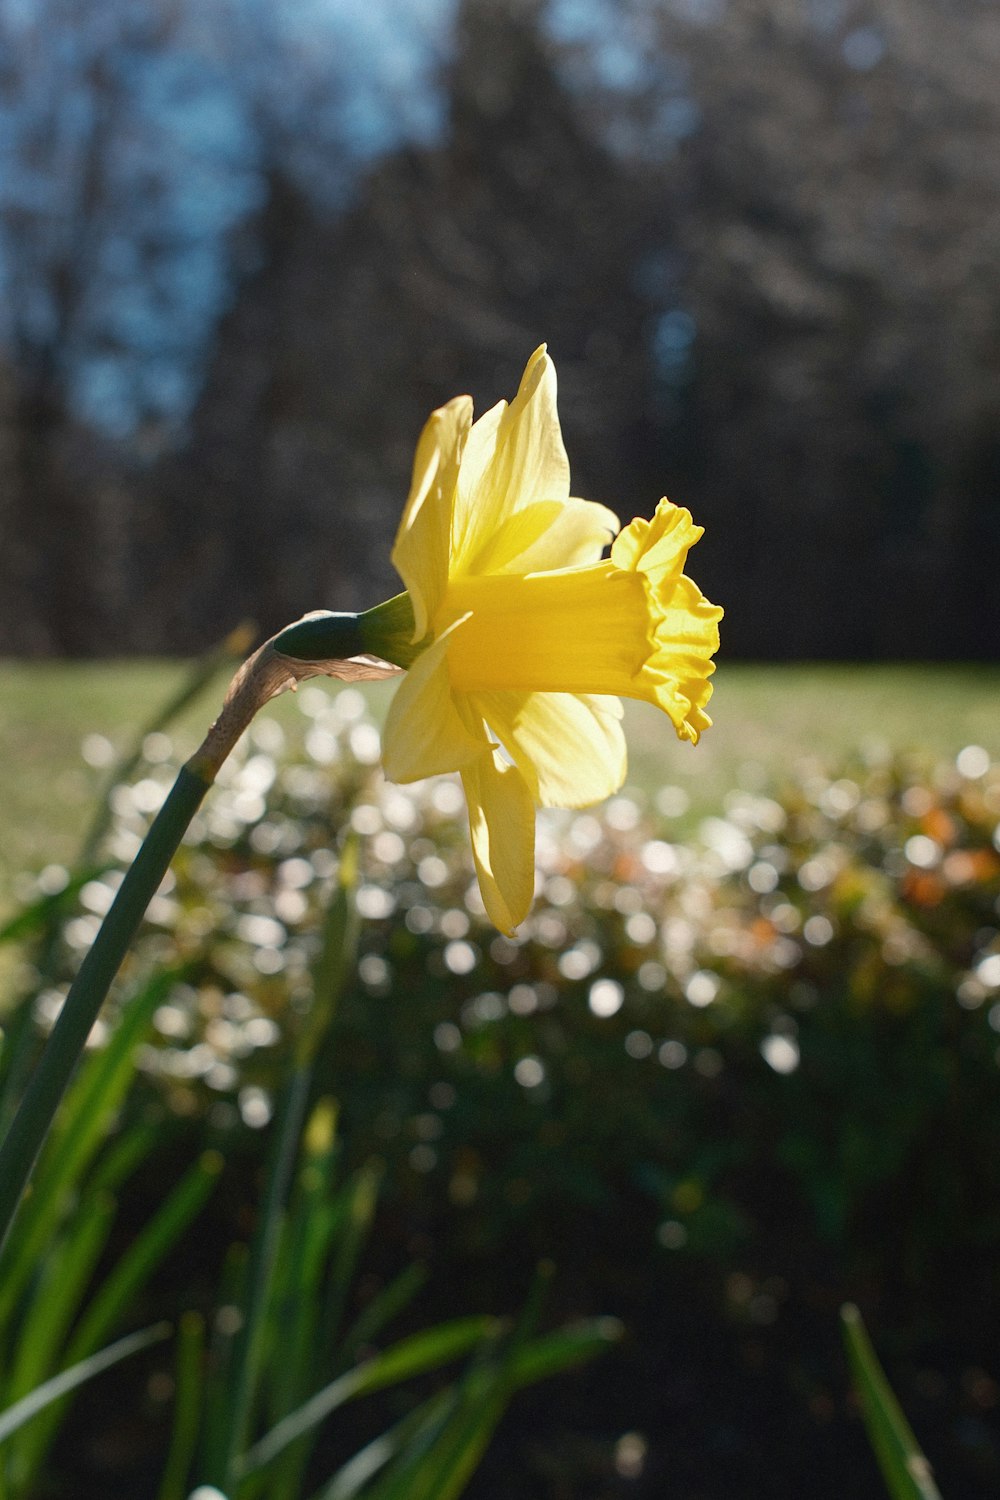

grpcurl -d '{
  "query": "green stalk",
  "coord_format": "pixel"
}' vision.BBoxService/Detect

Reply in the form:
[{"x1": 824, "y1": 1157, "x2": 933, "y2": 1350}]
[
  {"x1": 77, "y1": 622, "x2": 255, "y2": 870},
  {"x1": 0, "y1": 614, "x2": 370, "y2": 1259},
  {"x1": 0, "y1": 765, "x2": 212, "y2": 1254},
  {"x1": 0, "y1": 629, "x2": 252, "y2": 1140},
  {"x1": 158, "y1": 1311, "x2": 206, "y2": 1500}
]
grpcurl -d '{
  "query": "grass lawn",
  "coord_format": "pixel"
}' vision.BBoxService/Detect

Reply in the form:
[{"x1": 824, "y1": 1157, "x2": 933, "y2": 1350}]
[{"x1": 2, "y1": 659, "x2": 998, "y2": 919}]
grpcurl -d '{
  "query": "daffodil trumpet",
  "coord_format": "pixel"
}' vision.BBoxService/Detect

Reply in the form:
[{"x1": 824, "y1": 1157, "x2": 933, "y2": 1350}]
[{"x1": 280, "y1": 345, "x2": 722, "y2": 935}]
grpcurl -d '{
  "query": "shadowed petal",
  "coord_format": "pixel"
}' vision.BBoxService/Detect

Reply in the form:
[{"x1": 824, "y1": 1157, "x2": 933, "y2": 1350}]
[
  {"x1": 460, "y1": 749, "x2": 536, "y2": 934},
  {"x1": 476, "y1": 691, "x2": 627, "y2": 808},
  {"x1": 381, "y1": 621, "x2": 485, "y2": 782}
]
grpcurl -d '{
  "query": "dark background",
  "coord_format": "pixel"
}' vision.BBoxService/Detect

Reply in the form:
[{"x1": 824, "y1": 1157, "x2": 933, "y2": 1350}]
[{"x1": 2, "y1": 0, "x2": 999, "y2": 661}]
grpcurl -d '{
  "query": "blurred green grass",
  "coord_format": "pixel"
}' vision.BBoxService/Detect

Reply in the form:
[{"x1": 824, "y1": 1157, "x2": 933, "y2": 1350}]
[
  {"x1": 626, "y1": 661, "x2": 1000, "y2": 795},
  {"x1": 2, "y1": 660, "x2": 998, "y2": 918}
]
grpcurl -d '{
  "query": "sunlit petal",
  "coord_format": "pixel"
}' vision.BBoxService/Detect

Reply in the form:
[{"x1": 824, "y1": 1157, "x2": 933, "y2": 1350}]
[
  {"x1": 451, "y1": 346, "x2": 570, "y2": 576},
  {"x1": 460, "y1": 748, "x2": 536, "y2": 934},
  {"x1": 611, "y1": 498, "x2": 703, "y2": 581},
  {"x1": 475, "y1": 691, "x2": 627, "y2": 808},
  {"x1": 472, "y1": 498, "x2": 619, "y2": 578},
  {"x1": 381, "y1": 621, "x2": 485, "y2": 782},
  {"x1": 450, "y1": 398, "x2": 505, "y2": 559},
  {"x1": 392, "y1": 396, "x2": 472, "y2": 638},
  {"x1": 442, "y1": 565, "x2": 645, "y2": 695},
  {"x1": 644, "y1": 574, "x2": 722, "y2": 743}
]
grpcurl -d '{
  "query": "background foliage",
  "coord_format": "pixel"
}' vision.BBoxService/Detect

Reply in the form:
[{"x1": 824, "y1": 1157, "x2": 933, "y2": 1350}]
[{"x1": 6, "y1": 674, "x2": 1000, "y2": 1496}]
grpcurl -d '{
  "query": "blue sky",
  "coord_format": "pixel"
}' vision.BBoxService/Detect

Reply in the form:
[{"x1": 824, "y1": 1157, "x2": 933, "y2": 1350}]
[
  {"x1": 0, "y1": 0, "x2": 717, "y2": 442},
  {"x1": 0, "y1": 0, "x2": 461, "y2": 441}
]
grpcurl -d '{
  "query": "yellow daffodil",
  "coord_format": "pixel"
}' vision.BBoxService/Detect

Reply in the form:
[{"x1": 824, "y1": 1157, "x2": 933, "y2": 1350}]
[{"x1": 374, "y1": 345, "x2": 722, "y2": 933}]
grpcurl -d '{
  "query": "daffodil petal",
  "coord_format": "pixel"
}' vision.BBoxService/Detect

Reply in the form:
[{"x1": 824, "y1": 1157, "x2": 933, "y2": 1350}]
[
  {"x1": 452, "y1": 346, "x2": 571, "y2": 576},
  {"x1": 392, "y1": 395, "x2": 472, "y2": 638},
  {"x1": 644, "y1": 575, "x2": 723, "y2": 743},
  {"x1": 611, "y1": 497, "x2": 703, "y2": 581},
  {"x1": 450, "y1": 398, "x2": 505, "y2": 550},
  {"x1": 381, "y1": 620, "x2": 486, "y2": 782},
  {"x1": 384, "y1": 348, "x2": 721, "y2": 935},
  {"x1": 460, "y1": 749, "x2": 536, "y2": 934},
  {"x1": 475, "y1": 691, "x2": 627, "y2": 808},
  {"x1": 472, "y1": 498, "x2": 619, "y2": 577}
]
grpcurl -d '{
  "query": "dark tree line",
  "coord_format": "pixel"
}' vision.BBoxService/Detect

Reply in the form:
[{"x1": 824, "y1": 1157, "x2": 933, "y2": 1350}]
[{"x1": 1, "y1": 0, "x2": 999, "y2": 657}]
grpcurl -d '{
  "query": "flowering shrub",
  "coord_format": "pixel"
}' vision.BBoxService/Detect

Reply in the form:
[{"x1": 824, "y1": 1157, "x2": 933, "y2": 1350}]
[
  {"x1": 20, "y1": 688, "x2": 1000, "y2": 1494},
  {"x1": 35, "y1": 692, "x2": 1000, "y2": 1283}
]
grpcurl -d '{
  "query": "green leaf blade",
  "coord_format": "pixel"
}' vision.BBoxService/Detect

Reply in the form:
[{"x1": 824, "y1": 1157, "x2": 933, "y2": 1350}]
[{"x1": 841, "y1": 1303, "x2": 943, "y2": 1500}]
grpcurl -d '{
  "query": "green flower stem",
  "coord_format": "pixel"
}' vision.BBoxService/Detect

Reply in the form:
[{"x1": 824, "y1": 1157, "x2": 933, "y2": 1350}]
[
  {"x1": 0, "y1": 764, "x2": 213, "y2": 1255},
  {"x1": 0, "y1": 614, "x2": 354, "y2": 1257},
  {"x1": 78, "y1": 621, "x2": 255, "y2": 870},
  {"x1": 0, "y1": 627, "x2": 254, "y2": 1149}
]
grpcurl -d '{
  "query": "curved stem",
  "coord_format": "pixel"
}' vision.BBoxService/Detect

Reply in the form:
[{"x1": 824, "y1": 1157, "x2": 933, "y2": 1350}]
[
  {"x1": 0, "y1": 631, "x2": 253, "y2": 1146},
  {"x1": 0, "y1": 765, "x2": 211, "y2": 1254},
  {"x1": 0, "y1": 611, "x2": 393, "y2": 1257}
]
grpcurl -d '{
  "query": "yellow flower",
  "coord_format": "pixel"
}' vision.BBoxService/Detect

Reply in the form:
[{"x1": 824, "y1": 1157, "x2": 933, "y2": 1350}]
[{"x1": 379, "y1": 346, "x2": 722, "y2": 933}]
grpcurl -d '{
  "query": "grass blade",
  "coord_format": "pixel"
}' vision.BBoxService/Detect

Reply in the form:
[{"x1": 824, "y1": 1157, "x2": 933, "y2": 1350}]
[
  {"x1": 297, "y1": 835, "x2": 360, "y2": 1069},
  {"x1": 66, "y1": 1150, "x2": 222, "y2": 1367},
  {"x1": 238, "y1": 1317, "x2": 500, "y2": 1478},
  {"x1": 841, "y1": 1303, "x2": 942, "y2": 1500},
  {"x1": 403, "y1": 1322, "x2": 622, "y2": 1500},
  {"x1": 0, "y1": 1322, "x2": 171, "y2": 1445},
  {"x1": 158, "y1": 1311, "x2": 206, "y2": 1500},
  {"x1": 358, "y1": 1281, "x2": 618, "y2": 1500},
  {"x1": 214, "y1": 1063, "x2": 313, "y2": 1490},
  {"x1": 357, "y1": 1359, "x2": 506, "y2": 1500},
  {"x1": 337, "y1": 1263, "x2": 427, "y2": 1370},
  {"x1": 320, "y1": 1161, "x2": 383, "y2": 1356},
  {"x1": 363, "y1": 1275, "x2": 547, "y2": 1500},
  {"x1": 269, "y1": 1129, "x2": 362, "y2": 1499},
  {"x1": 0, "y1": 1196, "x2": 117, "y2": 1488},
  {"x1": 506, "y1": 1318, "x2": 624, "y2": 1385},
  {"x1": 310, "y1": 1390, "x2": 458, "y2": 1500},
  {"x1": 201, "y1": 1240, "x2": 249, "y2": 1482},
  {"x1": 3, "y1": 1194, "x2": 116, "y2": 1404},
  {"x1": 257, "y1": 1104, "x2": 344, "y2": 1500},
  {"x1": 87, "y1": 1119, "x2": 162, "y2": 1195},
  {"x1": 0, "y1": 966, "x2": 187, "y2": 1325},
  {"x1": 212, "y1": 839, "x2": 360, "y2": 1491},
  {"x1": 0, "y1": 872, "x2": 103, "y2": 948}
]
